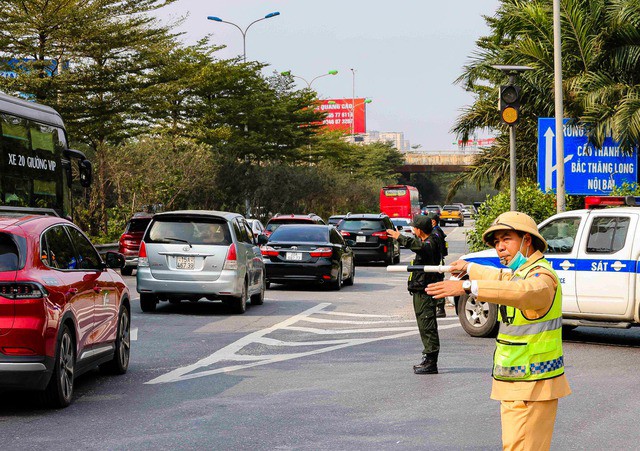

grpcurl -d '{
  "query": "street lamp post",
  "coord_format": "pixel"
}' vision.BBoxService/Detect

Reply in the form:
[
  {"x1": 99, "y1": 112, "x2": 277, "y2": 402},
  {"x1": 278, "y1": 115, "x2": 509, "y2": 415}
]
[
  {"x1": 553, "y1": 0, "x2": 566, "y2": 212},
  {"x1": 280, "y1": 70, "x2": 338, "y2": 89},
  {"x1": 350, "y1": 68, "x2": 356, "y2": 138},
  {"x1": 207, "y1": 12, "x2": 280, "y2": 63},
  {"x1": 207, "y1": 11, "x2": 280, "y2": 217}
]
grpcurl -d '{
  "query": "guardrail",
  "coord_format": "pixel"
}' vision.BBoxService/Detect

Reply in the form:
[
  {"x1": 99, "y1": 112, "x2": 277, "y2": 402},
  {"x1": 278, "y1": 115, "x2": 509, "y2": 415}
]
[{"x1": 95, "y1": 243, "x2": 118, "y2": 255}]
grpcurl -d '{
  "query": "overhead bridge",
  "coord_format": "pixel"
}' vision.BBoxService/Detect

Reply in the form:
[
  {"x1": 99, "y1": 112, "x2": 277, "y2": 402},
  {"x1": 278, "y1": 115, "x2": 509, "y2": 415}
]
[{"x1": 396, "y1": 151, "x2": 478, "y2": 174}]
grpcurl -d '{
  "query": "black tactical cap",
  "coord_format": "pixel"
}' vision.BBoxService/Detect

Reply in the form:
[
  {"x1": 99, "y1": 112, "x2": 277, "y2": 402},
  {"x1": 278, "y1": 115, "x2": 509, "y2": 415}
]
[{"x1": 409, "y1": 215, "x2": 433, "y2": 234}]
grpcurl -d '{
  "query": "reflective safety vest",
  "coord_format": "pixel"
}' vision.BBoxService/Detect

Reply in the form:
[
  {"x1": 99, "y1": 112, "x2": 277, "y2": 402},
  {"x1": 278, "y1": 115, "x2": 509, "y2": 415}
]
[{"x1": 493, "y1": 258, "x2": 565, "y2": 382}]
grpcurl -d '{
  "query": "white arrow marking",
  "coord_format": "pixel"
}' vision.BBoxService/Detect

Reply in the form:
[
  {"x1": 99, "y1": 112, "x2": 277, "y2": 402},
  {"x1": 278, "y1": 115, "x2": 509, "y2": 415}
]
[
  {"x1": 145, "y1": 304, "x2": 460, "y2": 384},
  {"x1": 544, "y1": 127, "x2": 555, "y2": 191}
]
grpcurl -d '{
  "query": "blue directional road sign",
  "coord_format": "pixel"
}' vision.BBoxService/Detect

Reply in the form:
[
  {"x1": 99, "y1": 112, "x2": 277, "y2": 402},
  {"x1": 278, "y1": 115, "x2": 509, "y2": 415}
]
[{"x1": 537, "y1": 118, "x2": 637, "y2": 195}]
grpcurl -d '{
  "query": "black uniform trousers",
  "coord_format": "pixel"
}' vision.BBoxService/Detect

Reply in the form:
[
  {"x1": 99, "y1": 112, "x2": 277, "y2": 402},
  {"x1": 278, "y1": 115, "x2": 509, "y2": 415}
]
[{"x1": 412, "y1": 291, "x2": 439, "y2": 355}]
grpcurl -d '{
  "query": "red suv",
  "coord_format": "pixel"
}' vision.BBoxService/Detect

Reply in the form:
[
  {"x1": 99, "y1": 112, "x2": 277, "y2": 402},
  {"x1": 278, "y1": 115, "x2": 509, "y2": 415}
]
[
  {"x1": 264, "y1": 213, "x2": 325, "y2": 237},
  {"x1": 118, "y1": 213, "x2": 153, "y2": 276},
  {"x1": 0, "y1": 210, "x2": 130, "y2": 407}
]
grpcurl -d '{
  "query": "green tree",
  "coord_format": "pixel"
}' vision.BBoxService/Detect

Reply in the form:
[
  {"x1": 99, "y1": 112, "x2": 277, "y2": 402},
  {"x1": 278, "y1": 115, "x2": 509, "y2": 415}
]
[
  {"x1": 467, "y1": 181, "x2": 557, "y2": 252},
  {"x1": 451, "y1": 0, "x2": 640, "y2": 196},
  {"x1": 0, "y1": 0, "x2": 179, "y2": 234}
]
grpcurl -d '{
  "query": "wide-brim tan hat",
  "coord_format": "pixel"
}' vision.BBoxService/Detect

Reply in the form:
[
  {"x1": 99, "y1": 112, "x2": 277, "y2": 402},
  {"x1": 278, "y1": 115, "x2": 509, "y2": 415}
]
[{"x1": 482, "y1": 211, "x2": 547, "y2": 252}]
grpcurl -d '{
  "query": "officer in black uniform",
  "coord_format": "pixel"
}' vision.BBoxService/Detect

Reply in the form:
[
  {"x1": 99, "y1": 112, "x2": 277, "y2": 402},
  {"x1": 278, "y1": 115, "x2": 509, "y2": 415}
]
[
  {"x1": 387, "y1": 215, "x2": 442, "y2": 374},
  {"x1": 427, "y1": 213, "x2": 448, "y2": 317}
]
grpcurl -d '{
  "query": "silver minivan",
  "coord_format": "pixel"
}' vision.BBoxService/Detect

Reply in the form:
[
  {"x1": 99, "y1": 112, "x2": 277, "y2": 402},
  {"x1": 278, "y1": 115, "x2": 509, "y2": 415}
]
[{"x1": 136, "y1": 210, "x2": 265, "y2": 314}]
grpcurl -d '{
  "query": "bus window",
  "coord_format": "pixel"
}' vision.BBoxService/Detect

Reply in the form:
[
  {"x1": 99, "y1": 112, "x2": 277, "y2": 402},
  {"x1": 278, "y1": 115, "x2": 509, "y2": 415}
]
[
  {"x1": 30, "y1": 123, "x2": 56, "y2": 153},
  {"x1": 0, "y1": 93, "x2": 88, "y2": 218}
]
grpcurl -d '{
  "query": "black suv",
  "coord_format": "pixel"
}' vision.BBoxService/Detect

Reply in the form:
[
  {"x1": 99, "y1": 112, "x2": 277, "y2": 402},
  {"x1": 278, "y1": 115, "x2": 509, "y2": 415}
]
[{"x1": 336, "y1": 213, "x2": 400, "y2": 265}]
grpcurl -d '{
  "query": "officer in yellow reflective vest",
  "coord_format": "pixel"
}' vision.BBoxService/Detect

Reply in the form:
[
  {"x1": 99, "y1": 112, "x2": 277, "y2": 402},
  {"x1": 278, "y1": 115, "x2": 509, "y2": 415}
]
[{"x1": 426, "y1": 211, "x2": 571, "y2": 451}]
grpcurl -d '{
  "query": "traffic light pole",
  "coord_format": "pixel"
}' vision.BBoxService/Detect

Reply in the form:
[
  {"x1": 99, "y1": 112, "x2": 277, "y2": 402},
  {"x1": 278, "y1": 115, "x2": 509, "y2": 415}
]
[
  {"x1": 508, "y1": 73, "x2": 517, "y2": 211},
  {"x1": 509, "y1": 124, "x2": 517, "y2": 211}
]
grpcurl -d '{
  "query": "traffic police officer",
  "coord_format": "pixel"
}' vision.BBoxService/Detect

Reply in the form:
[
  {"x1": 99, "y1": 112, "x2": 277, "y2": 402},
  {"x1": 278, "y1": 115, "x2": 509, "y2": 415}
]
[
  {"x1": 387, "y1": 215, "x2": 442, "y2": 374},
  {"x1": 426, "y1": 211, "x2": 571, "y2": 450},
  {"x1": 426, "y1": 212, "x2": 448, "y2": 317}
]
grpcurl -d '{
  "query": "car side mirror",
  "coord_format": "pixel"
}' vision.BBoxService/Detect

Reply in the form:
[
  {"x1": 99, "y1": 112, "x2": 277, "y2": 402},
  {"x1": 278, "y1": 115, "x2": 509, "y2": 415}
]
[
  {"x1": 79, "y1": 159, "x2": 92, "y2": 188},
  {"x1": 257, "y1": 234, "x2": 269, "y2": 245},
  {"x1": 105, "y1": 251, "x2": 125, "y2": 269}
]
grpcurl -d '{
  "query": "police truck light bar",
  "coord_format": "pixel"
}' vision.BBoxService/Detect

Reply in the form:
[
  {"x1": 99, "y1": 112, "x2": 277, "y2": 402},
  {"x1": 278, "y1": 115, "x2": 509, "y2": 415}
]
[{"x1": 584, "y1": 196, "x2": 640, "y2": 209}]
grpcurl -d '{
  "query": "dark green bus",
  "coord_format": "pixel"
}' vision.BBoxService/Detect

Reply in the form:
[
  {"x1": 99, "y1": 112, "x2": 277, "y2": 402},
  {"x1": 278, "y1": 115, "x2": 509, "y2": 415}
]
[{"x1": 0, "y1": 93, "x2": 91, "y2": 218}]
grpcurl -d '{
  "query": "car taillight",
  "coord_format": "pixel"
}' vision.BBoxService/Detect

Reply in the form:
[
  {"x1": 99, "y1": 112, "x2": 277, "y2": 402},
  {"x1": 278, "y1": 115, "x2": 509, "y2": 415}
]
[
  {"x1": 260, "y1": 246, "x2": 279, "y2": 257},
  {"x1": 309, "y1": 247, "x2": 333, "y2": 258},
  {"x1": 224, "y1": 243, "x2": 238, "y2": 270},
  {"x1": 138, "y1": 241, "x2": 149, "y2": 267},
  {"x1": 0, "y1": 282, "x2": 47, "y2": 300},
  {"x1": 340, "y1": 231, "x2": 350, "y2": 237},
  {"x1": 372, "y1": 231, "x2": 389, "y2": 239}
]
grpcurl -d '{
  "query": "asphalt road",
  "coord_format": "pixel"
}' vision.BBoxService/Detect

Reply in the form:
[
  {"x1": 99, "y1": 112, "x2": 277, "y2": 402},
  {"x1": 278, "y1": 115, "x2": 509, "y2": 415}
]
[{"x1": 2, "y1": 221, "x2": 640, "y2": 450}]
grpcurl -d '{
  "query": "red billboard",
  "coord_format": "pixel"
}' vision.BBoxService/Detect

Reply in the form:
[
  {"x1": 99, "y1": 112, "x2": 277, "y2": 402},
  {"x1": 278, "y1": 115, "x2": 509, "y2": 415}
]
[{"x1": 316, "y1": 98, "x2": 367, "y2": 134}]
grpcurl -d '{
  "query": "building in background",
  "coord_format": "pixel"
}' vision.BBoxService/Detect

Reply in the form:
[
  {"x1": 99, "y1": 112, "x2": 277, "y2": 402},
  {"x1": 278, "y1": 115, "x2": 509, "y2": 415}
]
[{"x1": 357, "y1": 131, "x2": 411, "y2": 152}]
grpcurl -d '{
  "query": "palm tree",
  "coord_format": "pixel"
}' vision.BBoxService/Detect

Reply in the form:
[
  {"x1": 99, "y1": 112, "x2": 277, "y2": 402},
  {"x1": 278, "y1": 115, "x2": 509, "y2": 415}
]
[{"x1": 450, "y1": 0, "x2": 640, "y2": 197}]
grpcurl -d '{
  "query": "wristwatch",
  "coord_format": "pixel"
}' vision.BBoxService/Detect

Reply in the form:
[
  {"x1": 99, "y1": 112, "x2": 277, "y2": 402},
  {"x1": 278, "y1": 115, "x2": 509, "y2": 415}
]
[{"x1": 462, "y1": 280, "x2": 472, "y2": 294}]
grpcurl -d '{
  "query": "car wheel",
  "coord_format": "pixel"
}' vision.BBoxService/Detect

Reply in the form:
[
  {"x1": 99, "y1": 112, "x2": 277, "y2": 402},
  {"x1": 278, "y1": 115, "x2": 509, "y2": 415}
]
[
  {"x1": 265, "y1": 280, "x2": 271, "y2": 289},
  {"x1": 232, "y1": 280, "x2": 248, "y2": 314},
  {"x1": 100, "y1": 305, "x2": 130, "y2": 375},
  {"x1": 251, "y1": 275, "x2": 265, "y2": 305},
  {"x1": 121, "y1": 266, "x2": 133, "y2": 276},
  {"x1": 344, "y1": 262, "x2": 355, "y2": 286},
  {"x1": 42, "y1": 325, "x2": 75, "y2": 408},
  {"x1": 140, "y1": 293, "x2": 157, "y2": 312},
  {"x1": 458, "y1": 293, "x2": 499, "y2": 337},
  {"x1": 331, "y1": 264, "x2": 343, "y2": 290},
  {"x1": 440, "y1": 221, "x2": 445, "y2": 227},
  {"x1": 384, "y1": 248, "x2": 394, "y2": 266},
  {"x1": 460, "y1": 220, "x2": 464, "y2": 227}
]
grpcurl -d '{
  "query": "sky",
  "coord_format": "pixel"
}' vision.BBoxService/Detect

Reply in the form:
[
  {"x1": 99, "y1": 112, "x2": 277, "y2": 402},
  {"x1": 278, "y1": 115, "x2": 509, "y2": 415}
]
[{"x1": 154, "y1": 1, "x2": 502, "y2": 151}]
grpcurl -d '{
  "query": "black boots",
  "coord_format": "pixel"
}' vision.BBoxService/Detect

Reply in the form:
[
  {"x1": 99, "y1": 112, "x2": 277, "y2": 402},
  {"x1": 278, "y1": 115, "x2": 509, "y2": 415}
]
[
  {"x1": 413, "y1": 352, "x2": 438, "y2": 374},
  {"x1": 436, "y1": 305, "x2": 446, "y2": 318}
]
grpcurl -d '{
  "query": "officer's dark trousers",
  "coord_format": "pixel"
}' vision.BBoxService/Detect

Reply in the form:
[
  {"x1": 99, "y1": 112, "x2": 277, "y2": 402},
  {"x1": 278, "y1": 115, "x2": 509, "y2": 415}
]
[{"x1": 412, "y1": 291, "x2": 439, "y2": 354}]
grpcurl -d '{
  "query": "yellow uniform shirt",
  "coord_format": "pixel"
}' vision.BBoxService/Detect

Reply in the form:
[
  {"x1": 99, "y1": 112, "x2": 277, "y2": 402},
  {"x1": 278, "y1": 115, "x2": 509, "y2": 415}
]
[{"x1": 468, "y1": 251, "x2": 572, "y2": 401}]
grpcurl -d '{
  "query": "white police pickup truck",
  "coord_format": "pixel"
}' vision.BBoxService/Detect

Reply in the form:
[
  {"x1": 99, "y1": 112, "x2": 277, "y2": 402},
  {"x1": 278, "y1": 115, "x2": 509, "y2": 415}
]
[{"x1": 457, "y1": 204, "x2": 640, "y2": 337}]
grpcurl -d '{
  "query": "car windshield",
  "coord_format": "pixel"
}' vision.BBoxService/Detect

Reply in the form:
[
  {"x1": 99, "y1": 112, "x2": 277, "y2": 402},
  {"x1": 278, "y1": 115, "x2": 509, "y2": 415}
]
[
  {"x1": 443, "y1": 205, "x2": 460, "y2": 211},
  {"x1": 127, "y1": 218, "x2": 152, "y2": 233},
  {"x1": 391, "y1": 219, "x2": 410, "y2": 227},
  {"x1": 269, "y1": 226, "x2": 328, "y2": 243},
  {"x1": 266, "y1": 219, "x2": 312, "y2": 232},
  {"x1": 146, "y1": 217, "x2": 232, "y2": 245},
  {"x1": 339, "y1": 219, "x2": 385, "y2": 232},
  {"x1": 427, "y1": 205, "x2": 440, "y2": 209}
]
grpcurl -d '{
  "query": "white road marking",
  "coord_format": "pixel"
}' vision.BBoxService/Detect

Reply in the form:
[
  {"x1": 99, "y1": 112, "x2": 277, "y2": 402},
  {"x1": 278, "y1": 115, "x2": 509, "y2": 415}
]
[
  {"x1": 301, "y1": 317, "x2": 416, "y2": 325},
  {"x1": 320, "y1": 311, "x2": 399, "y2": 318},
  {"x1": 145, "y1": 303, "x2": 461, "y2": 385},
  {"x1": 131, "y1": 327, "x2": 138, "y2": 341}
]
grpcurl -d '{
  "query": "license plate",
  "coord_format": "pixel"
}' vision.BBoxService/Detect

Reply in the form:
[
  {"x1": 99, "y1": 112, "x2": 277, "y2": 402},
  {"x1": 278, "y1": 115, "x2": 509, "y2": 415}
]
[
  {"x1": 286, "y1": 252, "x2": 303, "y2": 261},
  {"x1": 356, "y1": 235, "x2": 366, "y2": 243},
  {"x1": 176, "y1": 256, "x2": 195, "y2": 270}
]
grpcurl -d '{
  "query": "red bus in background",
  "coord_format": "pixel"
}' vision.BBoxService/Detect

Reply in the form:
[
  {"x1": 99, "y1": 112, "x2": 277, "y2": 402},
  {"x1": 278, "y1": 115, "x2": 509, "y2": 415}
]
[{"x1": 380, "y1": 185, "x2": 421, "y2": 219}]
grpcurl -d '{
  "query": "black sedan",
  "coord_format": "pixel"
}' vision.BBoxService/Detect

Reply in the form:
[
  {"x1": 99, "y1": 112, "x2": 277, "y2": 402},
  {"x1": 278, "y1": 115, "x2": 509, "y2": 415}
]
[{"x1": 259, "y1": 224, "x2": 355, "y2": 290}]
